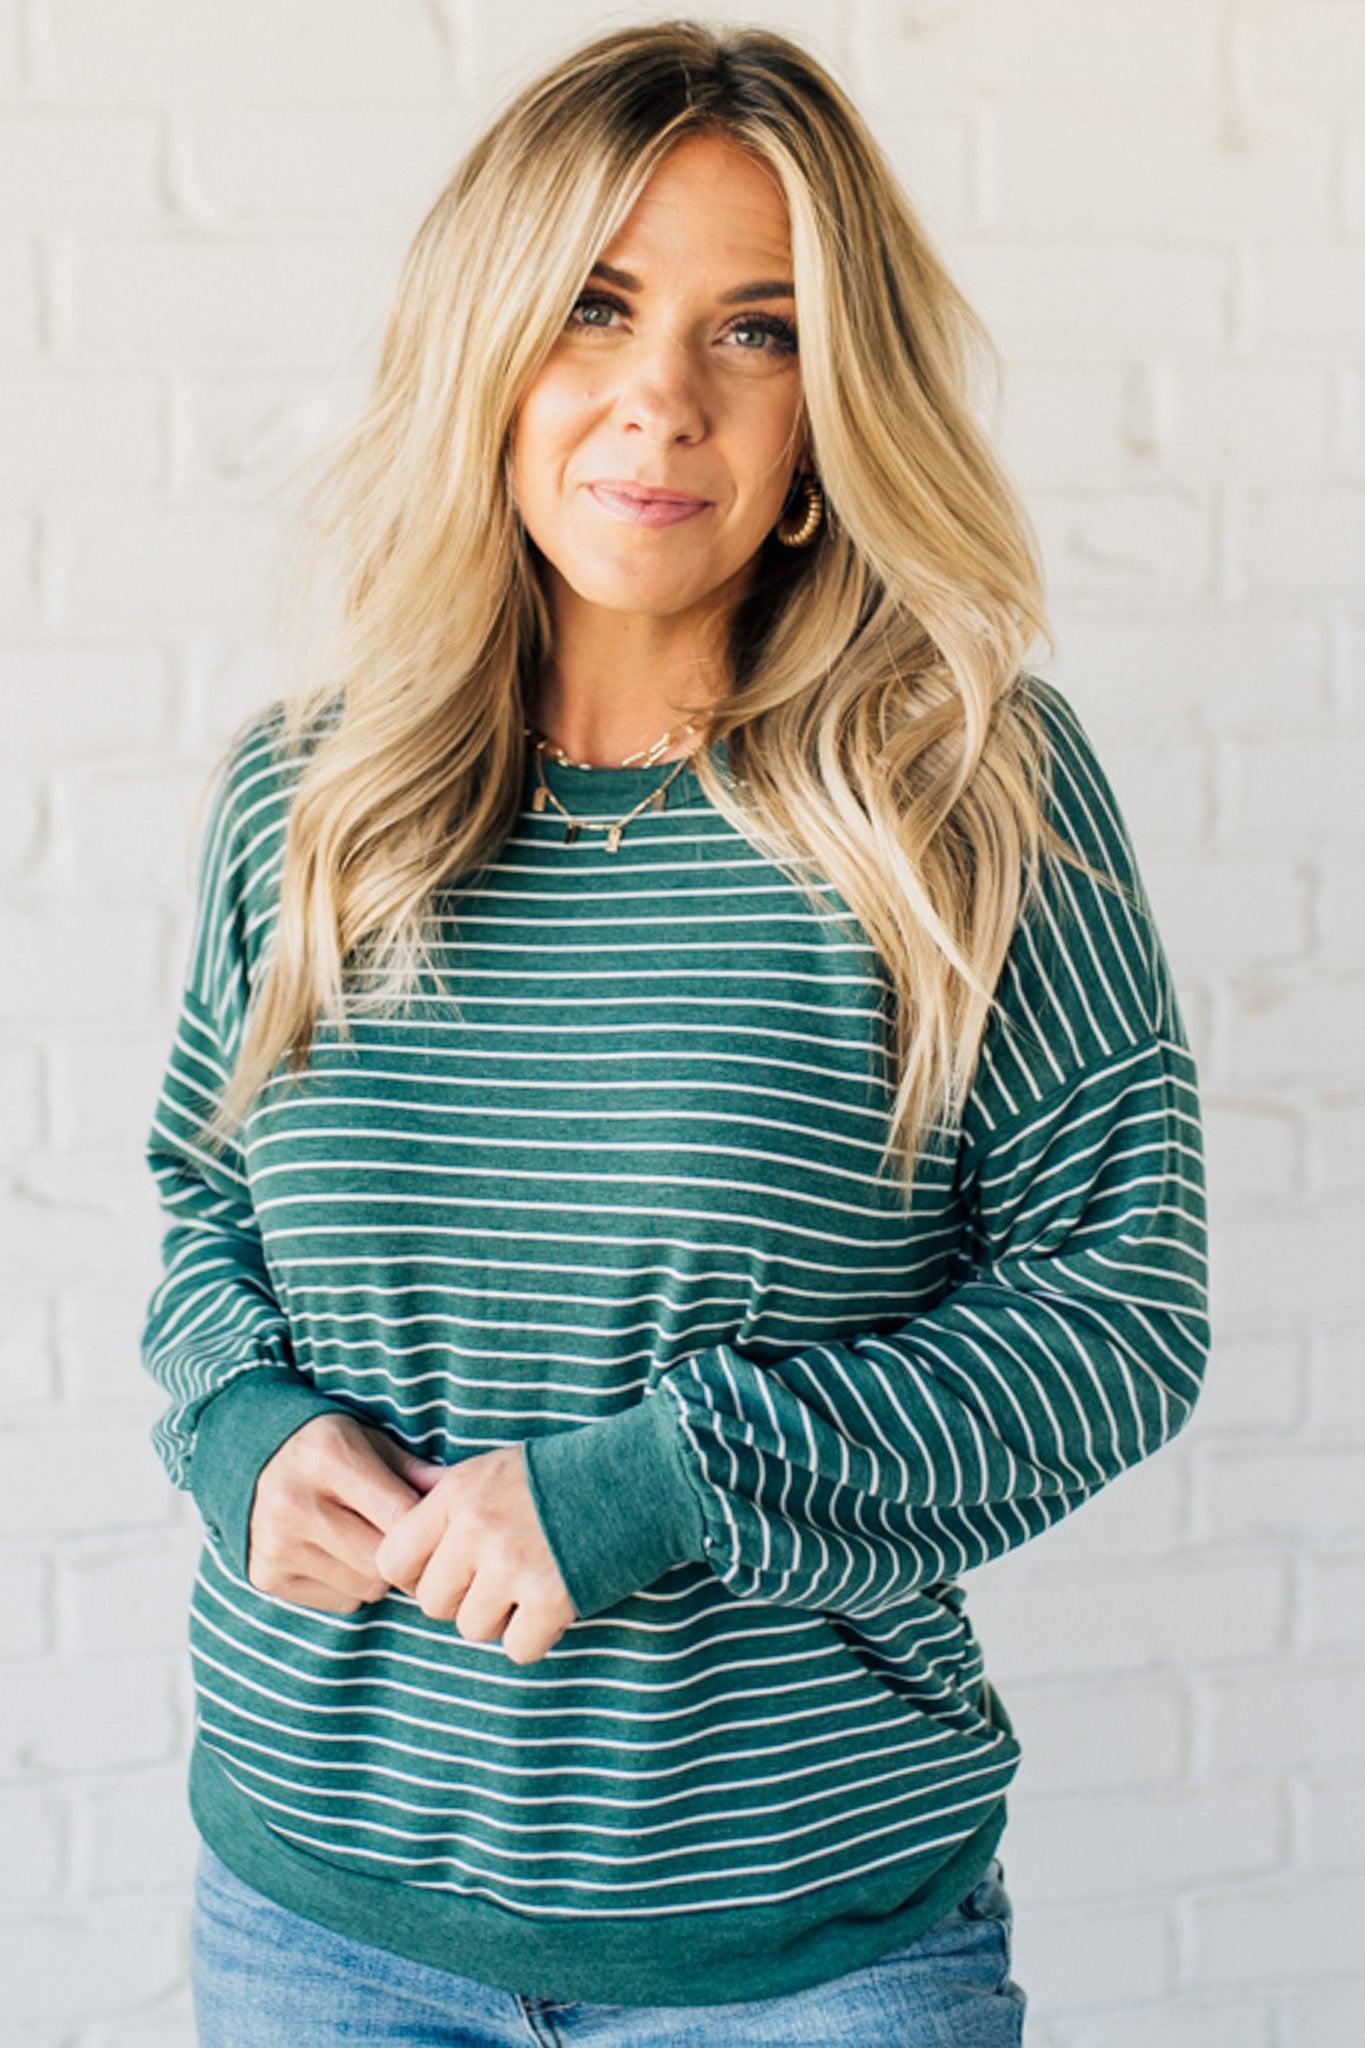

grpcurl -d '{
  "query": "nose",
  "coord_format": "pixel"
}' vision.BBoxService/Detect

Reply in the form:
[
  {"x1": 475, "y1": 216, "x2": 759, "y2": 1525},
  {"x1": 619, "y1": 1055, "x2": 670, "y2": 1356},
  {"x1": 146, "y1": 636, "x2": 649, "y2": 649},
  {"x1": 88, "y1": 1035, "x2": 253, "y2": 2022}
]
[{"x1": 611, "y1": 334, "x2": 707, "y2": 444}]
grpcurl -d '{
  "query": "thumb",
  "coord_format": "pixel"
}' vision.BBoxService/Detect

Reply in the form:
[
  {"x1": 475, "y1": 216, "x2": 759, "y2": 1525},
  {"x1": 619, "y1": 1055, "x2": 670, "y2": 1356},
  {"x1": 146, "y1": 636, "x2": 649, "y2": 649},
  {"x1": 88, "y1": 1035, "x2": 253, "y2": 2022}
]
[
  {"x1": 389, "y1": 1448, "x2": 447, "y2": 1492},
  {"x1": 344, "y1": 1425, "x2": 448, "y2": 1532}
]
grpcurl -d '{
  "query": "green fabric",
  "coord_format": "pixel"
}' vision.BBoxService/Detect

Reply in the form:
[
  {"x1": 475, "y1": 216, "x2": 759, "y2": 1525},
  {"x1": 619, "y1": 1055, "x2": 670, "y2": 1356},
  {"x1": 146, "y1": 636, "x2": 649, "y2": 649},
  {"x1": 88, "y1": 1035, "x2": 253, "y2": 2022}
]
[
  {"x1": 187, "y1": 1717, "x2": 1011, "y2": 2003},
  {"x1": 188, "y1": 1366, "x2": 352, "y2": 1580},
  {"x1": 522, "y1": 1377, "x2": 709, "y2": 1616},
  {"x1": 140, "y1": 675, "x2": 1209, "y2": 2005}
]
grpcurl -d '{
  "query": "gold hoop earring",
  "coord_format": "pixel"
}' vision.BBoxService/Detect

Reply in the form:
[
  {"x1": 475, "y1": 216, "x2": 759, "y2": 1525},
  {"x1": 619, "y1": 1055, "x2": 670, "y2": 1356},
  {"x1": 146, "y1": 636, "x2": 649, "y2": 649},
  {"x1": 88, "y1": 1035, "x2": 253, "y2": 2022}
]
[{"x1": 775, "y1": 469, "x2": 824, "y2": 548}]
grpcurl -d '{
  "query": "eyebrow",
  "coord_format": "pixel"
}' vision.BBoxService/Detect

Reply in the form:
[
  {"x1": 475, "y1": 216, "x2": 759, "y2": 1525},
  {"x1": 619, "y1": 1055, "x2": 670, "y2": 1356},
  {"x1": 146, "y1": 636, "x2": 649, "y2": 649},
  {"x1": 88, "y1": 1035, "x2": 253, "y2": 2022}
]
[{"x1": 587, "y1": 260, "x2": 795, "y2": 304}]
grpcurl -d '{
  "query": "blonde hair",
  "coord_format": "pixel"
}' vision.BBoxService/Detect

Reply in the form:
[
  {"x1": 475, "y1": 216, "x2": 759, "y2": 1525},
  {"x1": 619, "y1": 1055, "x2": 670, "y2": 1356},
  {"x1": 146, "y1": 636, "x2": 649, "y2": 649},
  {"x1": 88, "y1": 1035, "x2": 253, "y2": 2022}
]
[{"x1": 192, "y1": 17, "x2": 1121, "y2": 1208}]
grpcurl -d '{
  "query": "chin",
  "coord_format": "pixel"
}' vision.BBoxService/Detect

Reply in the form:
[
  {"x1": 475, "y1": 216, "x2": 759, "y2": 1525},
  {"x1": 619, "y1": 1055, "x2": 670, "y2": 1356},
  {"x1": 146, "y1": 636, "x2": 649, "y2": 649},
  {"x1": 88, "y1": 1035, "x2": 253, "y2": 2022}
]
[{"x1": 565, "y1": 559, "x2": 713, "y2": 608}]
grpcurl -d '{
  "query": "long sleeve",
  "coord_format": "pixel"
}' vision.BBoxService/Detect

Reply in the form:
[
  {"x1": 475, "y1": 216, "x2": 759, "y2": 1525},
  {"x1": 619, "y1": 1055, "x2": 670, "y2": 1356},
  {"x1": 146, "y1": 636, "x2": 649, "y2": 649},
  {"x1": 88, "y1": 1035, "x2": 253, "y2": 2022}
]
[
  {"x1": 522, "y1": 678, "x2": 1212, "y2": 1623},
  {"x1": 139, "y1": 715, "x2": 348, "y2": 1577}
]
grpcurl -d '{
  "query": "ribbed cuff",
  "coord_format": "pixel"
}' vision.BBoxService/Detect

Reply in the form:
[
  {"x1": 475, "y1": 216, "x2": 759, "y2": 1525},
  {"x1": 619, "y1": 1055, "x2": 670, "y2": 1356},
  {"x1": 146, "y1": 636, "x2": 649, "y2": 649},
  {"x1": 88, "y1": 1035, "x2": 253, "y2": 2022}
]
[
  {"x1": 188, "y1": 1366, "x2": 351, "y2": 1580},
  {"x1": 522, "y1": 1388, "x2": 710, "y2": 1620}
]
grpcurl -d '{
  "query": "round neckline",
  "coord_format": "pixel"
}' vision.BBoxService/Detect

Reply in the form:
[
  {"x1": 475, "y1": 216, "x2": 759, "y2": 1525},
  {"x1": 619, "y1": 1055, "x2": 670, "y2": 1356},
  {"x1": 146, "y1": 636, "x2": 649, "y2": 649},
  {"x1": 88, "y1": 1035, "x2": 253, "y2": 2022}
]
[{"x1": 520, "y1": 736, "x2": 728, "y2": 816}]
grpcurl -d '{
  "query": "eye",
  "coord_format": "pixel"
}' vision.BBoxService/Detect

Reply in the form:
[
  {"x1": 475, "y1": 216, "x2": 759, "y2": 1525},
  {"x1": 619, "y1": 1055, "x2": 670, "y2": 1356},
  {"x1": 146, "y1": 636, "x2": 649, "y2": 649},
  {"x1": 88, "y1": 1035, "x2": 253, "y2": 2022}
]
[
  {"x1": 567, "y1": 291, "x2": 622, "y2": 332},
  {"x1": 729, "y1": 312, "x2": 799, "y2": 355},
  {"x1": 566, "y1": 292, "x2": 798, "y2": 356}
]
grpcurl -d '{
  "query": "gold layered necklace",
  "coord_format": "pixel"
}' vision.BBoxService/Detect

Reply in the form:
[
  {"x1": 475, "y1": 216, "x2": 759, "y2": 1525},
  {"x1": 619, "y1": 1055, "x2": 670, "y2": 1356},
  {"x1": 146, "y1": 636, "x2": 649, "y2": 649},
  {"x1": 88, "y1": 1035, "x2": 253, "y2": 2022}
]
[{"x1": 523, "y1": 714, "x2": 709, "y2": 852}]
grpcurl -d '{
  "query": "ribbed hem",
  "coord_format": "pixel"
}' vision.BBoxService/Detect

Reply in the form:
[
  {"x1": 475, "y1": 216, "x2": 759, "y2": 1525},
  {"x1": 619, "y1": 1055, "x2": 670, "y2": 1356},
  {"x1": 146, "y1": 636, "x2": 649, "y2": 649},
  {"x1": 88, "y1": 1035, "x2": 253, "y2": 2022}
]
[
  {"x1": 188, "y1": 1367, "x2": 351, "y2": 1578},
  {"x1": 187, "y1": 1729, "x2": 1010, "y2": 2006},
  {"x1": 521, "y1": 1387, "x2": 709, "y2": 1619}
]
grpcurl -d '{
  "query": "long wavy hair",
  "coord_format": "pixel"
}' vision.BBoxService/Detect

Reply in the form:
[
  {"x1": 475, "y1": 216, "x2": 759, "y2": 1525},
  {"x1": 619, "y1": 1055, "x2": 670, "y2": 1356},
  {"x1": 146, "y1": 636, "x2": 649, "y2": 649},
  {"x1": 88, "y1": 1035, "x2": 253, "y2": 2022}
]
[{"x1": 191, "y1": 17, "x2": 1115, "y2": 1208}]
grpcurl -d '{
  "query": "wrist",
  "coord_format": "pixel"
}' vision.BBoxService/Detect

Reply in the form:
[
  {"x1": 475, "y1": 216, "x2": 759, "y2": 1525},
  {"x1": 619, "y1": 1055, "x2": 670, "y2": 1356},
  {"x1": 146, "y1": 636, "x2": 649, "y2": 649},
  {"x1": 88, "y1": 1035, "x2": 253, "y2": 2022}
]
[{"x1": 522, "y1": 1386, "x2": 709, "y2": 1620}]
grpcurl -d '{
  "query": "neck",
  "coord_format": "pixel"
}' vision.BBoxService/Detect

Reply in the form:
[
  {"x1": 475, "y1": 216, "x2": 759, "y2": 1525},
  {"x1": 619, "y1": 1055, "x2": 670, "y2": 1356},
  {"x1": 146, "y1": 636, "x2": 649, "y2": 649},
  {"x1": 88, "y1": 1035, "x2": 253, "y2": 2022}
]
[
  {"x1": 528, "y1": 583, "x2": 736, "y2": 766},
  {"x1": 527, "y1": 676, "x2": 723, "y2": 768}
]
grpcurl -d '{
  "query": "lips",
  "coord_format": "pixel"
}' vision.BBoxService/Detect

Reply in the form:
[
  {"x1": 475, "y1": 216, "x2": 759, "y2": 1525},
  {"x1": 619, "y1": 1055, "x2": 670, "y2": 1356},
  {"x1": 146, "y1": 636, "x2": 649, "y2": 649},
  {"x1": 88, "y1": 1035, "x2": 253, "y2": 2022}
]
[
  {"x1": 587, "y1": 482, "x2": 712, "y2": 529},
  {"x1": 589, "y1": 481, "x2": 710, "y2": 506}
]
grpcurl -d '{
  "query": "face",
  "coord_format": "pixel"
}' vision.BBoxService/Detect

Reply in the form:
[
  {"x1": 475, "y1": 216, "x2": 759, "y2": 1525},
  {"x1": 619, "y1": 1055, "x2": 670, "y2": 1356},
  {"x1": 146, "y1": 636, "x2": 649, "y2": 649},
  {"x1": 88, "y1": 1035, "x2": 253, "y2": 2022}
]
[{"x1": 508, "y1": 131, "x2": 808, "y2": 633}]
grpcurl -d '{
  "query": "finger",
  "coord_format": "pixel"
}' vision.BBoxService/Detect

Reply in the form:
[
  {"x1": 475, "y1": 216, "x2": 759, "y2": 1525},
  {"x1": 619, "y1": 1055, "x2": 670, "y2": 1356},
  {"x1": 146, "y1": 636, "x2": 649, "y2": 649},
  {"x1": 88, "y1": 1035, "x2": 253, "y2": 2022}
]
[
  {"x1": 502, "y1": 1607, "x2": 566, "y2": 1666},
  {"x1": 414, "y1": 1544, "x2": 480, "y2": 1624},
  {"x1": 372, "y1": 1487, "x2": 445, "y2": 1593},
  {"x1": 326, "y1": 1426, "x2": 446, "y2": 1537},
  {"x1": 364, "y1": 1429, "x2": 449, "y2": 1495},
  {"x1": 441, "y1": 1564, "x2": 512, "y2": 1642},
  {"x1": 311, "y1": 1500, "x2": 407, "y2": 1590},
  {"x1": 278, "y1": 1528, "x2": 391, "y2": 1603},
  {"x1": 272, "y1": 1573, "x2": 363, "y2": 1616}
]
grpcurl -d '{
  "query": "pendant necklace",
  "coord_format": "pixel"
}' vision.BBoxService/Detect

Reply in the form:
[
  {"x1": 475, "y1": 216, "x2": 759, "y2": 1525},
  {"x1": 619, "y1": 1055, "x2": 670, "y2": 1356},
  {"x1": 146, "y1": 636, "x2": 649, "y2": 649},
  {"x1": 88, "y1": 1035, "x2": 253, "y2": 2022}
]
[{"x1": 523, "y1": 714, "x2": 707, "y2": 852}]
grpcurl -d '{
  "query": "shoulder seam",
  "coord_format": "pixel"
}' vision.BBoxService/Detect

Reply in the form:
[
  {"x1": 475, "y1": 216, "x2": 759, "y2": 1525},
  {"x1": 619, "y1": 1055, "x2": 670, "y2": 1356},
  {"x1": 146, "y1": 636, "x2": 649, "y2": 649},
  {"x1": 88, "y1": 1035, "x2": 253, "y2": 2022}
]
[{"x1": 963, "y1": 1029, "x2": 1195, "y2": 1168}]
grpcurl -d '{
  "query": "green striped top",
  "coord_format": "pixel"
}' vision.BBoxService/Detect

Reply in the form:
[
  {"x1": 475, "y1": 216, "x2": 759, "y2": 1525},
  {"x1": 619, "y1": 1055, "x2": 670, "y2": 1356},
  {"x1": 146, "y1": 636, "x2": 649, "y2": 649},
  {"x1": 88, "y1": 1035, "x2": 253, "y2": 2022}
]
[{"x1": 140, "y1": 673, "x2": 1210, "y2": 2006}]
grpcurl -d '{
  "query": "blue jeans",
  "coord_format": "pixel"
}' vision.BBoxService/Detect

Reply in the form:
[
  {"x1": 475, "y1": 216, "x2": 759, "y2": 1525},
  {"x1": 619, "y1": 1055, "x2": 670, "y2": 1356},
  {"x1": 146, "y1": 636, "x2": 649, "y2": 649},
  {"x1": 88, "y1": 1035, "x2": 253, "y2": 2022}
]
[{"x1": 191, "y1": 1837, "x2": 1027, "y2": 2045}]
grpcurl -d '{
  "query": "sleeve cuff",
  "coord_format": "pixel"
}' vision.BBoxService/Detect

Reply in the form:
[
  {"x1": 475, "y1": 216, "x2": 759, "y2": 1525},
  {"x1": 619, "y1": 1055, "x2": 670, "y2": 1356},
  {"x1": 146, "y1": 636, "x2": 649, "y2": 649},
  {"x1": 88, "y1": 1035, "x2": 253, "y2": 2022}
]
[
  {"x1": 188, "y1": 1365, "x2": 351, "y2": 1580},
  {"x1": 522, "y1": 1386, "x2": 710, "y2": 1620}
]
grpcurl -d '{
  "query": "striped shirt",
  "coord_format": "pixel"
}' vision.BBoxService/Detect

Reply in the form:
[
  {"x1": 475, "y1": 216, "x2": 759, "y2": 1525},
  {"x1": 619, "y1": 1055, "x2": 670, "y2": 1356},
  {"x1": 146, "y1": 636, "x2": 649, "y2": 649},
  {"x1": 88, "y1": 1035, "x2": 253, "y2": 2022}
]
[{"x1": 139, "y1": 673, "x2": 1210, "y2": 2005}]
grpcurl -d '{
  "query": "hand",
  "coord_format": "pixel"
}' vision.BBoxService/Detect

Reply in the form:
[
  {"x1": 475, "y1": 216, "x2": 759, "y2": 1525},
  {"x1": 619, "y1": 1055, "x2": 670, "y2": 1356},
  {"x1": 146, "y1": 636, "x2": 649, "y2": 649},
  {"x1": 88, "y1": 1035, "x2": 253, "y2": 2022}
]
[
  {"x1": 372, "y1": 1442, "x2": 578, "y2": 1666},
  {"x1": 245, "y1": 1412, "x2": 443, "y2": 1615}
]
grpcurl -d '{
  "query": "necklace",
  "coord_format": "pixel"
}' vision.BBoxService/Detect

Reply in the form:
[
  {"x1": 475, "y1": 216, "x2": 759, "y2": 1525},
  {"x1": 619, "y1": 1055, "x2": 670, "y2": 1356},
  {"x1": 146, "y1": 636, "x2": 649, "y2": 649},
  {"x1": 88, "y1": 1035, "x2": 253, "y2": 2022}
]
[{"x1": 523, "y1": 714, "x2": 708, "y2": 852}]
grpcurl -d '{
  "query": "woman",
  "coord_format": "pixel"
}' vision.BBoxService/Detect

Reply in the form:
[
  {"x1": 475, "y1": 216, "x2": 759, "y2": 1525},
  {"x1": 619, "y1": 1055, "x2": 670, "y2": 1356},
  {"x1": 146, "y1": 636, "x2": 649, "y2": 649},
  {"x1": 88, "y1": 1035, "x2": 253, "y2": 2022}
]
[{"x1": 142, "y1": 20, "x2": 1210, "y2": 2045}]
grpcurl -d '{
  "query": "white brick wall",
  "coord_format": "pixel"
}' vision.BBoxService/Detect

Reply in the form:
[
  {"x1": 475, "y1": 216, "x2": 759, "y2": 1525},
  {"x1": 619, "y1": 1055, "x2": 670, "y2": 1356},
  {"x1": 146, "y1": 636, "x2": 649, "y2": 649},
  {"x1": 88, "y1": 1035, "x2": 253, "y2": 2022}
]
[{"x1": 2, "y1": 2, "x2": 1360, "y2": 2039}]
